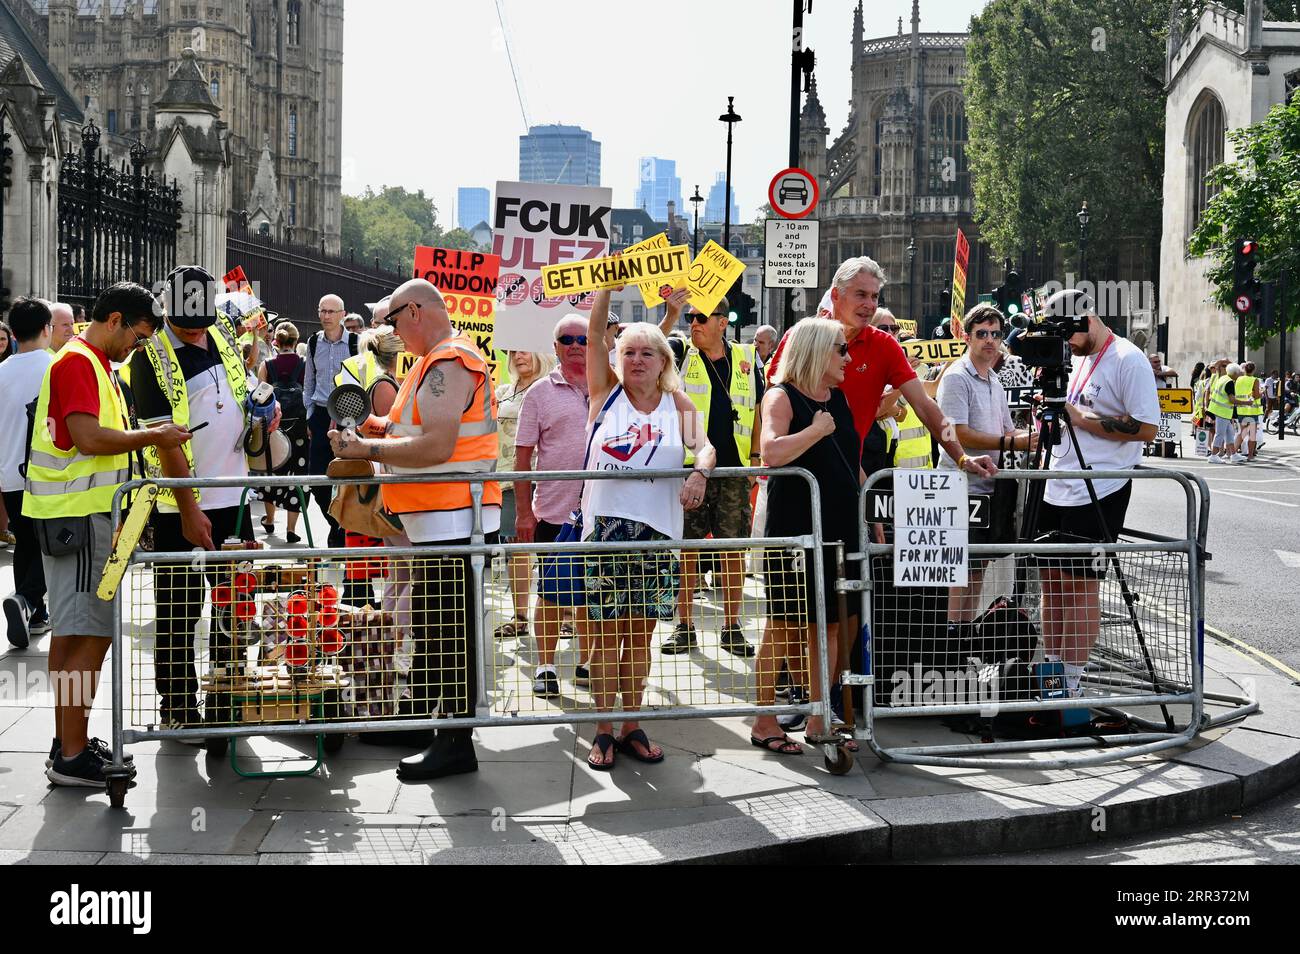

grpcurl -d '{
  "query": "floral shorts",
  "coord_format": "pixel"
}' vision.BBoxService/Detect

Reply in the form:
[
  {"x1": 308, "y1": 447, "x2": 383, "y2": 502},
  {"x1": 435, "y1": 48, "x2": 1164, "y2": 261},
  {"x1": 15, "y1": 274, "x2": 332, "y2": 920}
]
[{"x1": 584, "y1": 516, "x2": 679, "y2": 621}]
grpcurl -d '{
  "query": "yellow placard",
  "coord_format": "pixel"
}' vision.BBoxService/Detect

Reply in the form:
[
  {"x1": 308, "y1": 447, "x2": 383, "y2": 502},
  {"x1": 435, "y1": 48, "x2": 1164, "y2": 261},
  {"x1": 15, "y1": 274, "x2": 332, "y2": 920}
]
[
  {"x1": 541, "y1": 245, "x2": 690, "y2": 297},
  {"x1": 622, "y1": 232, "x2": 680, "y2": 308},
  {"x1": 395, "y1": 352, "x2": 418, "y2": 381},
  {"x1": 73, "y1": 322, "x2": 90, "y2": 336},
  {"x1": 1158, "y1": 388, "x2": 1193, "y2": 415},
  {"x1": 897, "y1": 319, "x2": 917, "y2": 337},
  {"x1": 902, "y1": 338, "x2": 967, "y2": 364},
  {"x1": 687, "y1": 240, "x2": 746, "y2": 317}
]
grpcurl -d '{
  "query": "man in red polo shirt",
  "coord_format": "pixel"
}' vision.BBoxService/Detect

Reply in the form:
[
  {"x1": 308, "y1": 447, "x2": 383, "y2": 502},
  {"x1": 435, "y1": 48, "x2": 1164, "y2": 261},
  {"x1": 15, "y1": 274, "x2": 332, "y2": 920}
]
[{"x1": 768, "y1": 257, "x2": 996, "y2": 480}]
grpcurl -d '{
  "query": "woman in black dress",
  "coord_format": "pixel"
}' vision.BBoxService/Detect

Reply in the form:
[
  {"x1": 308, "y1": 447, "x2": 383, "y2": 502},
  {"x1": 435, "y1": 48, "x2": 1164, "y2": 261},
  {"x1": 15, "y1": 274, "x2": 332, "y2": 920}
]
[{"x1": 751, "y1": 317, "x2": 861, "y2": 755}]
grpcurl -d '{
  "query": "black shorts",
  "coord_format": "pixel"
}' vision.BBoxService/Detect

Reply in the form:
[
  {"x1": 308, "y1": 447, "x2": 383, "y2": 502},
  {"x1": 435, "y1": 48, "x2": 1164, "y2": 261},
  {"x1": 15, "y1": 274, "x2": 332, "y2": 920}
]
[
  {"x1": 1033, "y1": 481, "x2": 1132, "y2": 579},
  {"x1": 764, "y1": 545, "x2": 857, "y2": 626},
  {"x1": 534, "y1": 520, "x2": 563, "y2": 544}
]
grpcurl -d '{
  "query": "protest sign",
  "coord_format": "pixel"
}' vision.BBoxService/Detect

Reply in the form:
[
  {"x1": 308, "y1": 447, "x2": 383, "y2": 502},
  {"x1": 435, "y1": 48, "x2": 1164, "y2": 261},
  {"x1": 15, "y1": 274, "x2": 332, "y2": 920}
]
[
  {"x1": 902, "y1": 337, "x2": 966, "y2": 364},
  {"x1": 541, "y1": 244, "x2": 689, "y2": 297},
  {"x1": 893, "y1": 470, "x2": 969, "y2": 587},
  {"x1": 413, "y1": 245, "x2": 501, "y2": 381},
  {"x1": 897, "y1": 318, "x2": 917, "y2": 336},
  {"x1": 687, "y1": 240, "x2": 746, "y2": 317},
  {"x1": 951, "y1": 228, "x2": 969, "y2": 325},
  {"x1": 493, "y1": 181, "x2": 612, "y2": 352},
  {"x1": 622, "y1": 232, "x2": 683, "y2": 308},
  {"x1": 219, "y1": 265, "x2": 266, "y2": 332}
]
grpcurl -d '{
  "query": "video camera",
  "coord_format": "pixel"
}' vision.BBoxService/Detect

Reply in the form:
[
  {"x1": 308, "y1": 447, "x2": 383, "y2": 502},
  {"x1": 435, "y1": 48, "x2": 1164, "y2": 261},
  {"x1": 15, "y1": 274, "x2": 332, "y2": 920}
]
[{"x1": 1006, "y1": 288, "x2": 1092, "y2": 370}]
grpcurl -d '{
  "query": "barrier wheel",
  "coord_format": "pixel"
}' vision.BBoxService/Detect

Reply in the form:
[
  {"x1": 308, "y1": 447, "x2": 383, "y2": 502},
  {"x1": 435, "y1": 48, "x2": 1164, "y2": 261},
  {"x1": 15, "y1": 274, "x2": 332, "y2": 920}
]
[
  {"x1": 824, "y1": 746, "x2": 854, "y2": 776},
  {"x1": 106, "y1": 776, "x2": 129, "y2": 809}
]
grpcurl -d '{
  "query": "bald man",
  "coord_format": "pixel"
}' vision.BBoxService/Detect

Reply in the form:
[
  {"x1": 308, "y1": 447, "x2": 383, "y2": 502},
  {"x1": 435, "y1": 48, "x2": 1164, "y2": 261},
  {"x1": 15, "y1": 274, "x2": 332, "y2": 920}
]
[
  {"x1": 303, "y1": 292, "x2": 358, "y2": 546},
  {"x1": 329, "y1": 278, "x2": 501, "y2": 781}
]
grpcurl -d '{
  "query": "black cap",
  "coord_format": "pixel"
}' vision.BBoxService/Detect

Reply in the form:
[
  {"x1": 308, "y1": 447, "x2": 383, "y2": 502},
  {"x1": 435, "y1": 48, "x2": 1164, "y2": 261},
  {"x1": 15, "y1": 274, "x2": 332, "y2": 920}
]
[{"x1": 162, "y1": 265, "x2": 219, "y2": 328}]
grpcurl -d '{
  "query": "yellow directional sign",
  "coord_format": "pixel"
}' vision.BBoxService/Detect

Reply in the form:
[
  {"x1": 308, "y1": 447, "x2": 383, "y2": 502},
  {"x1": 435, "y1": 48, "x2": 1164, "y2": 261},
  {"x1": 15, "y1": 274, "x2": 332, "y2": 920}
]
[
  {"x1": 1158, "y1": 388, "x2": 1193, "y2": 415},
  {"x1": 902, "y1": 337, "x2": 966, "y2": 364}
]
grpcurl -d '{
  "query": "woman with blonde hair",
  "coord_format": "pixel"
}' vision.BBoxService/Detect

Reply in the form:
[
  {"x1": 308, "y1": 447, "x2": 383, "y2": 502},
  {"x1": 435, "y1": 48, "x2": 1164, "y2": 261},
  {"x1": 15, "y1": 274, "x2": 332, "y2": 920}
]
[
  {"x1": 493, "y1": 348, "x2": 556, "y2": 639},
  {"x1": 750, "y1": 317, "x2": 861, "y2": 756},
  {"x1": 581, "y1": 290, "x2": 715, "y2": 770}
]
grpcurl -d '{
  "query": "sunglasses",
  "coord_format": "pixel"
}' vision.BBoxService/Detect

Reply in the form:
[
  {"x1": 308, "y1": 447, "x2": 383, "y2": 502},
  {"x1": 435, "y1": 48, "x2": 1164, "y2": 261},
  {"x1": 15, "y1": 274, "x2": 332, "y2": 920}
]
[
  {"x1": 556, "y1": 334, "x2": 588, "y2": 346},
  {"x1": 832, "y1": 342, "x2": 849, "y2": 356},
  {"x1": 385, "y1": 301, "x2": 415, "y2": 326},
  {"x1": 972, "y1": 328, "x2": 1004, "y2": 340},
  {"x1": 689, "y1": 312, "x2": 726, "y2": 324},
  {"x1": 128, "y1": 326, "x2": 152, "y2": 351},
  {"x1": 874, "y1": 324, "x2": 899, "y2": 334}
]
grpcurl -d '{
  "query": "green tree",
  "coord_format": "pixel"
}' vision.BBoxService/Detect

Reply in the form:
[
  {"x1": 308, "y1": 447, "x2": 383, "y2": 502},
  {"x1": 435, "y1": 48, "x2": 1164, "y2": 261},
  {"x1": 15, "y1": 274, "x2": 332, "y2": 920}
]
[
  {"x1": 964, "y1": 0, "x2": 1167, "y2": 276},
  {"x1": 340, "y1": 185, "x2": 487, "y2": 273},
  {"x1": 1187, "y1": 91, "x2": 1300, "y2": 346}
]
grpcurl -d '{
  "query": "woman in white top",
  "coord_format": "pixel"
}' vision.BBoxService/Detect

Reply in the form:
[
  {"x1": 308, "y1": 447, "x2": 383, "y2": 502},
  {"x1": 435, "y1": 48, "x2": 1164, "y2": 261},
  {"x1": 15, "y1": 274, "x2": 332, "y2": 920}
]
[
  {"x1": 581, "y1": 288, "x2": 715, "y2": 771},
  {"x1": 493, "y1": 348, "x2": 555, "y2": 638}
]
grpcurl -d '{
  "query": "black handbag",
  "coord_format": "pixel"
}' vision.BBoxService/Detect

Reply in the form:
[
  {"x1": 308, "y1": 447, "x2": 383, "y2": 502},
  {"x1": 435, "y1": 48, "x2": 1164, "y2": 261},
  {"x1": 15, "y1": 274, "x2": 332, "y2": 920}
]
[{"x1": 36, "y1": 515, "x2": 91, "y2": 558}]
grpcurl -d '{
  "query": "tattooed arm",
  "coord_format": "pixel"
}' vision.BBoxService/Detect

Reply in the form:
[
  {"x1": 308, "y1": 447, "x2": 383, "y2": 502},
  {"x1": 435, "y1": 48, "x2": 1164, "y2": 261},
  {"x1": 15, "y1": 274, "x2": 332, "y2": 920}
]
[
  {"x1": 1068, "y1": 405, "x2": 1158, "y2": 443},
  {"x1": 329, "y1": 358, "x2": 476, "y2": 466}
]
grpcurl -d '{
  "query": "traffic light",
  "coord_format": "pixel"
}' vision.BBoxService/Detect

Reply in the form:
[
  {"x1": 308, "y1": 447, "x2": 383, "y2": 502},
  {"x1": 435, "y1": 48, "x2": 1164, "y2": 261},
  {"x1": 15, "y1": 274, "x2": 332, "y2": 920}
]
[
  {"x1": 730, "y1": 290, "x2": 756, "y2": 329},
  {"x1": 994, "y1": 268, "x2": 1023, "y2": 318},
  {"x1": 1232, "y1": 238, "x2": 1261, "y2": 318}
]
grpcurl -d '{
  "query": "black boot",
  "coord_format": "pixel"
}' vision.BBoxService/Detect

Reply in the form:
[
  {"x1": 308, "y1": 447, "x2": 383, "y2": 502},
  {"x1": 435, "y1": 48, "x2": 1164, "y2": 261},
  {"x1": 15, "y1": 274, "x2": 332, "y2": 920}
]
[{"x1": 397, "y1": 728, "x2": 478, "y2": 782}]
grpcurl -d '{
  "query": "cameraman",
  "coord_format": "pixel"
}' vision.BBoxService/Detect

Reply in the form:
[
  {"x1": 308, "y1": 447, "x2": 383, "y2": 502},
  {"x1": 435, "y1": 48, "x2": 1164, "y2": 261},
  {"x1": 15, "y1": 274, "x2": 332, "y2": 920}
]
[{"x1": 1036, "y1": 290, "x2": 1159, "y2": 695}]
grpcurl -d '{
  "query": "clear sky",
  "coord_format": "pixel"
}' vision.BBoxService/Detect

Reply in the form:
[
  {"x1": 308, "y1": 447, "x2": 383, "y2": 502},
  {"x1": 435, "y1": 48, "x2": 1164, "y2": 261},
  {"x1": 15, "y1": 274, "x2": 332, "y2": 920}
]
[{"x1": 341, "y1": 0, "x2": 986, "y2": 226}]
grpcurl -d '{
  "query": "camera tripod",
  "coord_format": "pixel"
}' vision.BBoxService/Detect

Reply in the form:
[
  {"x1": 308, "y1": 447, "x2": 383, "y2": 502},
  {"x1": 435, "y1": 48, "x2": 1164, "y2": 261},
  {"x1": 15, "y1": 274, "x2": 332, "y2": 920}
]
[{"x1": 1015, "y1": 386, "x2": 1175, "y2": 731}]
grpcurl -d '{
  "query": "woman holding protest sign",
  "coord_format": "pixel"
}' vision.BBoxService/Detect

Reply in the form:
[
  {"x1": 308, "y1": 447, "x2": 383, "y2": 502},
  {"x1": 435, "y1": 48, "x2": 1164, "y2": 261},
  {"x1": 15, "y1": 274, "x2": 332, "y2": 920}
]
[{"x1": 580, "y1": 287, "x2": 714, "y2": 771}]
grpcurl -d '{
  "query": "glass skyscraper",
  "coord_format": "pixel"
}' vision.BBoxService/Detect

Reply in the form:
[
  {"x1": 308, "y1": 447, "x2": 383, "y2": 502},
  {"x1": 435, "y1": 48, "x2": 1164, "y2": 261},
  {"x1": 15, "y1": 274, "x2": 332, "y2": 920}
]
[
  {"x1": 518, "y1": 124, "x2": 602, "y2": 186},
  {"x1": 705, "y1": 172, "x2": 740, "y2": 223},
  {"x1": 457, "y1": 187, "x2": 490, "y2": 230},
  {"x1": 633, "y1": 157, "x2": 683, "y2": 220}
]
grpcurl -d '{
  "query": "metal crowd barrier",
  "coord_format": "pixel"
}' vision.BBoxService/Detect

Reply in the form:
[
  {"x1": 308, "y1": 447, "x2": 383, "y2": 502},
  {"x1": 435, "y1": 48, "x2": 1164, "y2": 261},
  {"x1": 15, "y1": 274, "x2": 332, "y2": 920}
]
[
  {"x1": 840, "y1": 467, "x2": 1251, "y2": 769},
  {"x1": 102, "y1": 467, "x2": 842, "y2": 806}
]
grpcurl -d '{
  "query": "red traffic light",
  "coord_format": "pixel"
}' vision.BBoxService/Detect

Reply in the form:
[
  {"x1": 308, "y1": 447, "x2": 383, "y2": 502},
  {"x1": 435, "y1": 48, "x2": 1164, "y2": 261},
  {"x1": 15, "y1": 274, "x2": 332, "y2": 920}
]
[{"x1": 1239, "y1": 240, "x2": 1256, "y2": 256}]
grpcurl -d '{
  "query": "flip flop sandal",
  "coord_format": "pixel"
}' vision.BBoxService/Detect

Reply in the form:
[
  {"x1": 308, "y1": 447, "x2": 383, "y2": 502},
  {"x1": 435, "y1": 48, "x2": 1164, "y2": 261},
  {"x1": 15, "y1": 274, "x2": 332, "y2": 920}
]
[
  {"x1": 494, "y1": 617, "x2": 529, "y2": 640},
  {"x1": 587, "y1": 733, "x2": 617, "y2": 771},
  {"x1": 616, "y1": 728, "x2": 664, "y2": 764},
  {"x1": 750, "y1": 735, "x2": 803, "y2": 756}
]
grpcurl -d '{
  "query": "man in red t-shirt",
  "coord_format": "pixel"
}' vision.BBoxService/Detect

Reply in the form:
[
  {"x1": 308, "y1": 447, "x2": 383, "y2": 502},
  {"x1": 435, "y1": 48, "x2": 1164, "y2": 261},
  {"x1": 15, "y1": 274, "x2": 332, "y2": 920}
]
[
  {"x1": 767, "y1": 257, "x2": 997, "y2": 481},
  {"x1": 32, "y1": 283, "x2": 192, "y2": 789}
]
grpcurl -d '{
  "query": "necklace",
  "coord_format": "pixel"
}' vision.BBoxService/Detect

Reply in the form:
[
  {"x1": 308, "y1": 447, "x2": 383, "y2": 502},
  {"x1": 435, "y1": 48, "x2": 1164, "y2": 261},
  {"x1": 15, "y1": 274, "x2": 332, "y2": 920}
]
[
  {"x1": 701, "y1": 346, "x2": 738, "y2": 422},
  {"x1": 208, "y1": 364, "x2": 225, "y2": 411}
]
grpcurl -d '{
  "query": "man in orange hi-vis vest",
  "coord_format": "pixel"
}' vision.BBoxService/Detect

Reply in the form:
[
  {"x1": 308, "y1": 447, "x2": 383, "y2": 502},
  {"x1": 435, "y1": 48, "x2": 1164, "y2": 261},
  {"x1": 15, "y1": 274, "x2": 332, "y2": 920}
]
[{"x1": 330, "y1": 278, "x2": 501, "y2": 783}]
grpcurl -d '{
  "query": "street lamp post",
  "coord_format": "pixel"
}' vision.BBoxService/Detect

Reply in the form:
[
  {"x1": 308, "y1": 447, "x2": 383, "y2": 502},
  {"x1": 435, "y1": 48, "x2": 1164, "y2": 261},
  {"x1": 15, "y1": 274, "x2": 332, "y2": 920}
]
[
  {"x1": 1077, "y1": 201, "x2": 1090, "y2": 284},
  {"x1": 906, "y1": 237, "x2": 917, "y2": 325},
  {"x1": 689, "y1": 184, "x2": 703, "y2": 258},
  {"x1": 719, "y1": 96, "x2": 741, "y2": 250}
]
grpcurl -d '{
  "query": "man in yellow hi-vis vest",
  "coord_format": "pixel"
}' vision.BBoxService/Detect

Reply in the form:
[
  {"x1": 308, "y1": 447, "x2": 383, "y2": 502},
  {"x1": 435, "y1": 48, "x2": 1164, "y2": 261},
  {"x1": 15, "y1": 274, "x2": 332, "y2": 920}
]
[
  {"x1": 26, "y1": 282, "x2": 192, "y2": 788},
  {"x1": 125, "y1": 265, "x2": 282, "y2": 734},
  {"x1": 658, "y1": 289, "x2": 763, "y2": 658}
]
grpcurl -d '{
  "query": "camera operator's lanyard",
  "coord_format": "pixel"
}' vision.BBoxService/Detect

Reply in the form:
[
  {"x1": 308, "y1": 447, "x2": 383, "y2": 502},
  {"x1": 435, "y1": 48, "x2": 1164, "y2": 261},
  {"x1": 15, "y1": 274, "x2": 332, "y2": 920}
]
[{"x1": 1067, "y1": 333, "x2": 1115, "y2": 406}]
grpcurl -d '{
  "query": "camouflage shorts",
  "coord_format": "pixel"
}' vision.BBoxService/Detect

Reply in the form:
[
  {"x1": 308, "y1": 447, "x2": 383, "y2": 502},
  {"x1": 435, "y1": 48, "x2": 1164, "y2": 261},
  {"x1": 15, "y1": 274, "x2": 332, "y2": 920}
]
[{"x1": 682, "y1": 475, "x2": 754, "y2": 540}]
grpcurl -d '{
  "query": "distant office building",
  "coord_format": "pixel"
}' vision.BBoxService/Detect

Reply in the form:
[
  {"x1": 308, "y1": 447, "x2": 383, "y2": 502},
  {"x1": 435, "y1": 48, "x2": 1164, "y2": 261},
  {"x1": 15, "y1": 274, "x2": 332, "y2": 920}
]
[
  {"x1": 518, "y1": 124, "x2": 601, "y2": 185},
  {"x1": 457, "y1": 187, "x2": 490, "y2": 231},
  {"x1": 705, "y1": 172, "x2": 740, "y2": 224},
  {"x1": 634, "y1": 157, "x2": 683, "y2": 220}
]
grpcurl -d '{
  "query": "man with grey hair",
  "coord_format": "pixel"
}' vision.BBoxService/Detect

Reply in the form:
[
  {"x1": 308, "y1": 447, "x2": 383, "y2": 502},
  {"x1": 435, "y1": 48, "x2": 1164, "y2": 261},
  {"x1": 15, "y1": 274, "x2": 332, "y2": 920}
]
[
  {"x1": 766, "y1": 257, "x2": 997, "y2": 481},
  {"x1": 753, "y1": 324, "x2": 778, "y2": 365},
  {"x1": 47, "y1": 301, "x2": 76, "y2": 354},
  {"x1": 344, "y1": 312, "x2": 366, "y2": 335}
]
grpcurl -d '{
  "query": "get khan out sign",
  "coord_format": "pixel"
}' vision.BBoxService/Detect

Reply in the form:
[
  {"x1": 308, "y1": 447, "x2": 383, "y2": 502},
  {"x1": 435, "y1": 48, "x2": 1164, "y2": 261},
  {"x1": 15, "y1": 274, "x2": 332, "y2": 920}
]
[
  {"x1": 541, "y1": 244, "x2": 689, "y2": 297},
  {"x1": 492, "y1": 181, "x2": 612, "y2": 352}
]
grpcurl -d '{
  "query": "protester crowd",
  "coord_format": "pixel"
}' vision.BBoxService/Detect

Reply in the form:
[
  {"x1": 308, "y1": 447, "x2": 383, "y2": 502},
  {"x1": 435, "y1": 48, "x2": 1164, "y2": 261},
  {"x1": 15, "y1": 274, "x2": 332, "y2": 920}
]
[{"x1": 0, "y1": 252, "x2": 1169, "y2": 788}]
